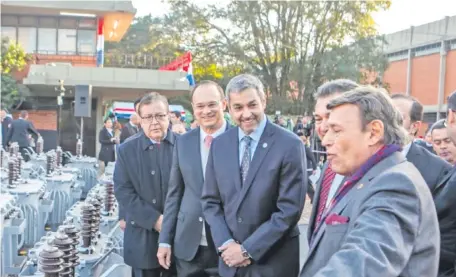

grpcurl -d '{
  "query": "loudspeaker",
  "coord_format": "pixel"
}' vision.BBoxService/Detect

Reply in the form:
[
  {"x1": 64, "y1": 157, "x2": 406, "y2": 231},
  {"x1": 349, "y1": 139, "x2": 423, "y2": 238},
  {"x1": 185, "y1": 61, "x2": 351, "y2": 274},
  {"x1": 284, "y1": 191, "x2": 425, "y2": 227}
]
[{"x1": 74, "y1": 85, "x2": 92, "y2": 117}]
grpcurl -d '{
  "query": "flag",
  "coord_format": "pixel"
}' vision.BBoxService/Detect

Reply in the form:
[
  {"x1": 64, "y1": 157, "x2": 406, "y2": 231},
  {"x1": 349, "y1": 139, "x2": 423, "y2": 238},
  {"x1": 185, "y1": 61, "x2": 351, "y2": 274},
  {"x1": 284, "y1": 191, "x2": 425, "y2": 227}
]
[
  {"x1": 160, "y1": 51, "x2": 195, "y2": 86},
  {"x1": 96, "y1": 17, "x2": 104, "y2": 67},
  {"x1": 186, "y1": 62, "x2": 195, "y2": 86}
]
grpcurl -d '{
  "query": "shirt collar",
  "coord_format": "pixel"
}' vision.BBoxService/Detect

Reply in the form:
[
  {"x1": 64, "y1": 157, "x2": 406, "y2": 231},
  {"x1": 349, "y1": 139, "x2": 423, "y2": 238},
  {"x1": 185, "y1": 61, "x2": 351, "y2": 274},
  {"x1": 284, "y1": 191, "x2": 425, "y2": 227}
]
[
  {"x1": 141, "y1": 130, "x2": 175, "y2": 150},
  {"x1": 402, "y1": 142, "x2": 412, "y2": 157},
  {"x1": 238, "y1": 114, "x2": 267, "y2": 142},
  {"x1": 200, "y1": 120, "x2": 227, "y2": 142}
]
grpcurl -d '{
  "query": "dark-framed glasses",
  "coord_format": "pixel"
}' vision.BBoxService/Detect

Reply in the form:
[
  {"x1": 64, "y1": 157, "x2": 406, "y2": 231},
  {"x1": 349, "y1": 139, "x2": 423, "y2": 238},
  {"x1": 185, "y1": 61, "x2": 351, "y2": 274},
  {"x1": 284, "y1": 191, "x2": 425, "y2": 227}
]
[{"x1": 141, "y1": 113, "x2": 168, "y2": 123}]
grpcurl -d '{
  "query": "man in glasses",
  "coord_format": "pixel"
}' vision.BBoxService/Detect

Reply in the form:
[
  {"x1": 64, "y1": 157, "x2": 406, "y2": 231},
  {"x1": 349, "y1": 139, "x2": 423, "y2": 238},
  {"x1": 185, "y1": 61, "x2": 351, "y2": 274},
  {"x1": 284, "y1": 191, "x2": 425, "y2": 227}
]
[{"x1": 114, "y1": 92, "x2": 177, "y2": 277}]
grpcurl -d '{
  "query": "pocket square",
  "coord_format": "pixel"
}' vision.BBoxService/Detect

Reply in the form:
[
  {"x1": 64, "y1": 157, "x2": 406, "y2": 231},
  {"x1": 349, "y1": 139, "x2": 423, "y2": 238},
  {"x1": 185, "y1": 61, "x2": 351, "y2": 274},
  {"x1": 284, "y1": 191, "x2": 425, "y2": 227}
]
[{"x1": 325, "y1": 213, "x2": 350, "y2": 225}]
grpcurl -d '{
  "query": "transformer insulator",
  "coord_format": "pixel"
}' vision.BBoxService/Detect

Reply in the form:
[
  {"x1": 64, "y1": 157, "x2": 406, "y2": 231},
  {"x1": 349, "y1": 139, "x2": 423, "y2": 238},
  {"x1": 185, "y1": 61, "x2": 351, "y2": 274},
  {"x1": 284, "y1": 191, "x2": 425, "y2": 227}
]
[
  {"x1": 55, "y1": 147, "x2": 62, "y2": 168},
  {"x1": 80, "y1": 203, "x2": 95, "y2": 249},
  {"x1": 53, "y1": 228, "x2": 74, "y2": 277},
  {"x1": 46, "y1": 154, "x2": 53, "y2": 175},
  {"x1": 103, "y1": 180, "x2": 115, "y2": 215},
  {"x1": 16, "y1": 155, "x2": 23, "y2": 179},
  {"x1": 0, "y1": 148, "x2": 4, "y2": 168},
  {"x1": 36, "y1": 136, "x2": 44, "y2": 155},
  {"x1": 38, "y1": 240, "x2": 64, "y2": 277},
  {"x1": 8, "y1": 160, "x2": 15, "y2": 186},
  {"x1": 62, "y1": 223, "x2": 80, "y2": 269},
  {"x1": 76, "y1": 139, "x2": 82, "y2": 158},
  {"x1": 89, "y1": 198, "x2": 101, "y2": 235}
]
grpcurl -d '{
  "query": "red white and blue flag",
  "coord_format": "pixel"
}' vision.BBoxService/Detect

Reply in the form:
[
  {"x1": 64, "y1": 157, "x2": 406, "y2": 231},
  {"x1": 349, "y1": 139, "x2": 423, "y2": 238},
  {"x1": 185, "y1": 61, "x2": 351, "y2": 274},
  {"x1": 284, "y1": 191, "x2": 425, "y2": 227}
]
[
  {"x1": 96, "y1": 17, "x2": 104, "y2": 67},
  {"x1": 159, "y1": 51, "x2": 195, "y2": 86}
]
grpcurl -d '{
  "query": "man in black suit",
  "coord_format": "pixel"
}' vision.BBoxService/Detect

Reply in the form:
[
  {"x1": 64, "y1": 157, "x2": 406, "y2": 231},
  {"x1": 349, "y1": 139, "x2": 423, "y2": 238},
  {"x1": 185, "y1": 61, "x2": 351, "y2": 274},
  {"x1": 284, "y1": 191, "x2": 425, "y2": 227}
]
[
  {"x1": 436, "y1": 90, "x2": 456, "y2": 277},
  {"x1": 114, "y1": 92, "x2": 177, "y2": 277},
  {"x1": 120, "y1": 113, "x2": 140, "y2": 144},
  {"x1": 1, "y1": 109, "x2": 12, "y2": 149},
  {"x1": 391, "y1": 94, "x2": 452, "y2": 192},
  {"x1": 158, "y1": 80, "x2": 229, "y2": 276},
  {"x1": 5, "y1": 110, "x2": 40, "y2": 159}
]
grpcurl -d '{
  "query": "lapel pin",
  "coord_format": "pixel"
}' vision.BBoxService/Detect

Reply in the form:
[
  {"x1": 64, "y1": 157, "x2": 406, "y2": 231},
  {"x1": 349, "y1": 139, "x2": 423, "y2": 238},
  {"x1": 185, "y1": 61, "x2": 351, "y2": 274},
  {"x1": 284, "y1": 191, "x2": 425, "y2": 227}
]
[
  {"x1": 357, "y1": 183, "x2": 364, "y2": 189},
  {"x1": 262, "y1": 143, "x2": 267, "y2": 148}
]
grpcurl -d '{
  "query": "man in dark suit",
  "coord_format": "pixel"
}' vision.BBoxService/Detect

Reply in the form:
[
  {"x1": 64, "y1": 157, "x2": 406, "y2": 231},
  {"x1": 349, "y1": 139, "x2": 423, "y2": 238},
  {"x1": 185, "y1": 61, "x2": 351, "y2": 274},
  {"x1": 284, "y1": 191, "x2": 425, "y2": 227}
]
[
  {"x1": 158, "y1": 81, "x2": 229, "y2": 276},
  {"x1": 114, "y1": 92, "x2": 177, "y2": 277},
  {"x1": 5, "y1": 110, "x2": 40, "y2": 159},
  {"x1": 391, "y1": 93, "x2": 452, "y2": 193},
  {"x1": 202, "y1": 74, "x2": 307, "y2": 277},
  {"x1": 120, "y1": 113, "x2": 140, "y2": 144},
  {"x1": 307, "y1": 79, "x2": 359, "y2": 244},
  {"x1": 300, "y1": 86, "x2": 439, "y2": 277},
  {"x1": 1, "y1": 109, "x2": 12, "y2": 148},
  {"x1": 435, "y1": 90, "x2": 456, "y2": 277}
]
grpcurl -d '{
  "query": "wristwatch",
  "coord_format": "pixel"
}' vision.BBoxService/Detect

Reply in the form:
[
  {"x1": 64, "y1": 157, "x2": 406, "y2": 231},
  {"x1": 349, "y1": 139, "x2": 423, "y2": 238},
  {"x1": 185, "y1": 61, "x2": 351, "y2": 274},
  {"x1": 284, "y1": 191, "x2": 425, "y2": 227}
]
[{"x1": 240, "y1": 245, "x2": 251, "y2": 259}]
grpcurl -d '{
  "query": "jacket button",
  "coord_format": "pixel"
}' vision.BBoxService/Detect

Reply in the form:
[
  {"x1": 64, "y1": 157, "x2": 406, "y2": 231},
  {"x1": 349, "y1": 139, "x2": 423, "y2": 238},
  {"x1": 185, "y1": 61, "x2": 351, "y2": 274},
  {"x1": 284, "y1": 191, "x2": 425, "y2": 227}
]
[
  {"x1": 198, "y1": 217, "x2": 203, "y2": 222},
  {"x1": 151, "y1": 170, "x2": 155, "y2": 175},
  {"x1": 237, "y1": 217, "x2": 242, "y2": 223},
  {"x1": 152, "y1": 199, "x2": 157, "y2": 204},
  {"x1": 131, "y1": 221, "x2": 135, "y2": 225}
]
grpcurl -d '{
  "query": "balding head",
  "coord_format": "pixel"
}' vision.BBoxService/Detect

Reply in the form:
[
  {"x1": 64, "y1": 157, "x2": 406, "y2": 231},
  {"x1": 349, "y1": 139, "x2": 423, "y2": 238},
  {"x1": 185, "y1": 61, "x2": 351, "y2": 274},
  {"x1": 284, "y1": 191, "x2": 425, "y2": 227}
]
[{"x1": 130, "y1": 113, "x2": 140, "y2": 125}]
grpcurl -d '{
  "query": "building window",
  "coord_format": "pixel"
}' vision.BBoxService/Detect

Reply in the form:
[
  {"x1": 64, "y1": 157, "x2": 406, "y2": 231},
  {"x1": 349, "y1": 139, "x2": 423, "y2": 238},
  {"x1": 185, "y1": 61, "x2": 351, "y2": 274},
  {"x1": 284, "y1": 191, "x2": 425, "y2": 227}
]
[
  {"x1": 77, "y1": 29, "x2": 96, "y2": 54},
  {"x1": 38, "y1": 28, "x2": 57, "y2": 54},
  {"x1": 58, "y1": 29, "x2": 77, "y2": 54},
  {"x1": 78, "y1": 18, "x2": 96, "y2": 29},
  {"x1": 18, "y1": 27, "x2": 37, "y2": 53},
  {"x1": 1, "y1": 26, "x2": 16, "y2": 42},
  {"x1": 1, "y1": 15, "x2": 18, "y2": 26}
]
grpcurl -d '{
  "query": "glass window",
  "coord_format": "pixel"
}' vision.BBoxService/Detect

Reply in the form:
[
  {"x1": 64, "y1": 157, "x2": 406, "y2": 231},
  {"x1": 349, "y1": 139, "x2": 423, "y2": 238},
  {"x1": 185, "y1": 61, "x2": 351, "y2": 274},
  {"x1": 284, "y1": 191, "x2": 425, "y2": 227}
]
[
  {"x1": 18, "y1": 27, "x2": 37, "y2": 53},
  {"x1": 77, "y1": 30, "x2": 96, "y2": 54},
  {"x1": 1, "y1": 26, "x2": 16, "y2": 42},
  {"x1": 38, "y1": 28, "x2": 57, "y2": 54},
  {"x1": 1, "y1": 15, "x2": 18, "y2": 26},
  {"x1": 39, "y1": 17, "x2": 57, "y2": 28},
  {"x1": 58, "y1": 29, "x2": 76, "y2": 54},
  {"x1": 59, "y1": 18, "x2": 77, "y2": 29},
  {"x1": 78, "y1": 19, "x2": 96, "y2": 29},
  {"x1": 19, "y1": 16, "x2": 37, "y2": 26}
]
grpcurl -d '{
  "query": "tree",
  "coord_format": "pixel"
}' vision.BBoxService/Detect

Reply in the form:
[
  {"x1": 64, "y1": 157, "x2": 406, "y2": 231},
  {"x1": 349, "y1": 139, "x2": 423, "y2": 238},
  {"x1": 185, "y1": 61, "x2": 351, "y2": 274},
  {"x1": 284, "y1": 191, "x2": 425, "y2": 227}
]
[
  {"x1": 167, "y1": 0, "x2": 391, "y2": 113},
  {"x1": 1, "y1": 37, "x2": 31, "y2": 109}
]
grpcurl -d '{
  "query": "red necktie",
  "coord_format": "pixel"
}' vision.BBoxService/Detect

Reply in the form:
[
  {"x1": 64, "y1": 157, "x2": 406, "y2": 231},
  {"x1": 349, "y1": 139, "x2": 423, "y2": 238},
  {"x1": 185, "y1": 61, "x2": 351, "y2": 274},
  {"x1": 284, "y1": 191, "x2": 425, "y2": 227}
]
[
  {"x1": 315, "y1": 166, "x2": 336, "y2": 226},
  {"x1": 204, "y1": 135, "x2": 213, "y2": 149}
]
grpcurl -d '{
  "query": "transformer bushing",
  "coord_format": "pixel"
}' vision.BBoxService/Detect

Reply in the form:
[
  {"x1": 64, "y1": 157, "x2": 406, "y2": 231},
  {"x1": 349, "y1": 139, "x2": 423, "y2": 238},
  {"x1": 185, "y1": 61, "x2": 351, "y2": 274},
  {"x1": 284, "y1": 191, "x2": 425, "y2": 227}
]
[
  {"x1": 89, "y1": 198, "x2": 101, "y2": 238},
  {"x1": 79, "y1": 203, "x2": 95, "y2": 254},
  {"x1": 62, "y1": 221, "x2": 80, "y2": 273},
  {"x1": 16, "y1": 155, "x2": 23, "y2": 181},
  {"x1": 0, "y1": 148, "x2": 4, "y2": 168},
  {"x1": 36, "y1": 136, "x2": 44, "y2": 155},
  {"x1": 38, "y1": 240, "x2": 64, "y2": 277},
  {"x1": 53, "y1": 228, "x2": 74, "y2": 277},
  {"x1": 102, "y1": 180, "x2": 115, "y2": 216},
  {"x1": 46, "y1": 154, "x2": 53, "y2": 176},
  {"x1": 55, "y1": 147, "x2": 62, "y2": 168},
  {"x1": 76, "y1": 139, "x2": 82, "y2": 158},
  {"x1": 8, "y1": 160, "x2": 16, "y2": 188}
]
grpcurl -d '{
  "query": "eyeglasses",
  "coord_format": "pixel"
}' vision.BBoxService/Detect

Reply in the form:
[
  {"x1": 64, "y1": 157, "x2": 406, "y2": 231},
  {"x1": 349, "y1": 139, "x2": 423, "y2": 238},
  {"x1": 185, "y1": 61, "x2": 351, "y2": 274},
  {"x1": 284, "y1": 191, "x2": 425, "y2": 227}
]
[{"x1": 141, "y1": 113, "x2": 168, "y2": 123}]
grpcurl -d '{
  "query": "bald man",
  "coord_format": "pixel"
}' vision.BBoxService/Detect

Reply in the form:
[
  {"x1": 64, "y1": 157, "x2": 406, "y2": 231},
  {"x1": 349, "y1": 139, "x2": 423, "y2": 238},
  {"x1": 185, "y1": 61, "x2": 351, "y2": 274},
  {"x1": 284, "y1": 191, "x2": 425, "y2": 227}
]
[{"x1": 120, "y1": 113, "x2": 140, "y2": 144}]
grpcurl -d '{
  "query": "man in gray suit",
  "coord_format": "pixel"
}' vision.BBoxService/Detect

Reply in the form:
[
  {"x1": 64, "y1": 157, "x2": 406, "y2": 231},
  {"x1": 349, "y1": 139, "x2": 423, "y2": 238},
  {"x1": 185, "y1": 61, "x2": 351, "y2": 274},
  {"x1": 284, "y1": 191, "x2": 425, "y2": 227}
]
[
  {"x1": 120, "y1": 113, "x2": 140, "y2": 144},
  {"x1": 5, "y1": 110, "x2": 40, "y2": 159},
  {"x1": 300, "y1": 86, "x2": 440, "y2": 277},
  {"x1": 202, "y1": 74, "x2": 307, "y2": 277},
  {"x1": 158, "y1": 81, "x2": 229, "y2": 276},
  {"x1": 391, "y1": 94, "x2": 452, "y2": 193},
  {"x1": 307, "y1": 79, "x2": 359, "y2": 243}
]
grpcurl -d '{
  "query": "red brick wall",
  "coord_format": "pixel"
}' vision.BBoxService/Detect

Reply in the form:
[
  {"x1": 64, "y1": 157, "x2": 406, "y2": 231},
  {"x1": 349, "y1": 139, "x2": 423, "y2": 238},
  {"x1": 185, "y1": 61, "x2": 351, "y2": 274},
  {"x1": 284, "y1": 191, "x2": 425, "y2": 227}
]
[{"x1": 12, "y1": 110, "x2": 57, "y2": 131}]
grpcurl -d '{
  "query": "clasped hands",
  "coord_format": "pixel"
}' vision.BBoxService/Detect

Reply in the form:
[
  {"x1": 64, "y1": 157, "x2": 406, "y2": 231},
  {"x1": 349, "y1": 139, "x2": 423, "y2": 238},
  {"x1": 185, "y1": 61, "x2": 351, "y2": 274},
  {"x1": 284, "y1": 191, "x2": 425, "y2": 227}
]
[{"x1": 219, "y1": 241, "x2": 251, "y2": 268}]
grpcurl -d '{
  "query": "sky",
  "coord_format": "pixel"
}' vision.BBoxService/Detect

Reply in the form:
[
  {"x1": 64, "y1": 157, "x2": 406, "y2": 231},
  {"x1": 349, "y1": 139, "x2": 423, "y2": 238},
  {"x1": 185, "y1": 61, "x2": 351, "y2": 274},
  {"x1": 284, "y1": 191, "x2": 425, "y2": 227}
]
[{"x1": 132, "y1": 0, "x2": 456, "y2": 35}]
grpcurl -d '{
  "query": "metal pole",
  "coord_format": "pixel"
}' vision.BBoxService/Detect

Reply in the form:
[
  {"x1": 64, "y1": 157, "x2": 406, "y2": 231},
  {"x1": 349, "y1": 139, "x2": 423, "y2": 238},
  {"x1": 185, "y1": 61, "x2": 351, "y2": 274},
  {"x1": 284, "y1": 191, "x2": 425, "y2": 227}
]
[{"x1": 80, "y1": 117, "x2": 84, "y2": 149}]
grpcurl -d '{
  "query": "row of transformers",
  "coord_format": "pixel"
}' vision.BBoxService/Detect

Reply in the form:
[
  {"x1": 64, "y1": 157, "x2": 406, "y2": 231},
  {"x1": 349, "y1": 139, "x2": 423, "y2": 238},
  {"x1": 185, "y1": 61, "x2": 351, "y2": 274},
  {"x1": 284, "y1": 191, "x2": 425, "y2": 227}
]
[{"x1": 1, "y1": 141, "x2": 129, "y2": 277}]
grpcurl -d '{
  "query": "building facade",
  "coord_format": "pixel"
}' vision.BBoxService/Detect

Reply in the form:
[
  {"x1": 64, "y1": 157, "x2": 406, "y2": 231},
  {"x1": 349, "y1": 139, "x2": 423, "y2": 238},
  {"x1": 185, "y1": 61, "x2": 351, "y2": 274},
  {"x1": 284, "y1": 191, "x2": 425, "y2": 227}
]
[{"x1": 382, "y1": 15, "x2": 456, "y2": 128}]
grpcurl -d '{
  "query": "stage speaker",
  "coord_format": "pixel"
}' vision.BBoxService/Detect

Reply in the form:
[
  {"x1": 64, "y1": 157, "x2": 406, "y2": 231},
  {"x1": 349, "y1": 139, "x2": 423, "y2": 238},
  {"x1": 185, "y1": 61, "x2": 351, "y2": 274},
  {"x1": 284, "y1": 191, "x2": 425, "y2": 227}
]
[{"x1": 74, "y1": 85, "x2": 92, "y2": 117}]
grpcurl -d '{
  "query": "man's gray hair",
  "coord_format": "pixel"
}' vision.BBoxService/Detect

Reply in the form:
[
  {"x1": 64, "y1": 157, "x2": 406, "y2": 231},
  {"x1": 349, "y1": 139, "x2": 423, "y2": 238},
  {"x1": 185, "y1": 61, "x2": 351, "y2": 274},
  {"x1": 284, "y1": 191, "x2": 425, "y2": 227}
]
[
  {"x1": 225, "y1": 74, "x2": 266, "y2": 103},
  {"x1": 327, "y1": 86, "x2": 407, "y2": 146},
  {"x1": 314, "y1": 79, "x2": 359, "y2": 99},
  {"x1": 137, "y1": 92, "x2": 169, "y2": 117}
]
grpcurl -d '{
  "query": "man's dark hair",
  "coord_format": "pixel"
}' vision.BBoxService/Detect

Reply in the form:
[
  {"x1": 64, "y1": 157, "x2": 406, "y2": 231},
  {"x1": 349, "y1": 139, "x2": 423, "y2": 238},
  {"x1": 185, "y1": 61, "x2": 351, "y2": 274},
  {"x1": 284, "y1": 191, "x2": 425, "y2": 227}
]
[
  {"x1": 314, "y1": 79, "x2": 359, "y2": 99},
  {"x1": 431, "y1": 119, "x2": 446, "y2": 134},
  {"x1": 447, "y1": 90, "x2": 456, "y2": 111},
  {"x1": 134, "y1": 97, "x2": 142, "y2": 112},
  {"x1": 390, "y1": 94, "x2": 424, "y2": 123},
  {"x1": 171, "y1": 111, "x2": 181, "y2": 119},
  {"x1": 190, "y1": 80, "x2": 225, "y2": 101},
  {"x1": 20, "y1": 110, "x2": 28, "y2": 118},
  {"x1": 137, "y1": 92, "x2": 169, "y2": 117}
]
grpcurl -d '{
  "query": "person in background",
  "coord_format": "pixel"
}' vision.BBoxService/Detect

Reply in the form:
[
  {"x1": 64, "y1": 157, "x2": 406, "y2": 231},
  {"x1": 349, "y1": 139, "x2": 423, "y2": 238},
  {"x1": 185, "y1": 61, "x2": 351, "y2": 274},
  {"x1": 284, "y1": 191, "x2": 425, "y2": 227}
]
[
  {"x1": 300, "y1": 86, "x2": 440, "y2": 277},
  {"x1": 120, "y1": 113, "x2": 140, "y2": 144},
  {"x1": 171, "y1": 123, "x2": 186, "y2": 135},
  {"x1": 190, "y1": 119, "x2": 199, "y2": 129},
  {"x1": 298, "y1": 132, "x2": 318, "y2": 204},
  {"x1": 431, "y1": 119, "x2": 456, "y2": 165},
  {"x1": 5, "y1": 110, "x2": 40, "y2": 160},
  {"x1": 202, "y1": 74, "x2": 306, "y2": 276},
  {"x1": 414, "y1": 126, "x2": 436, "y2": 154},
  {"x1": 98, "y1": 118, "x2": 117, "y2": 173},
  {"x1": 293, "y1": 116, "x2": 304, "y2": 134},
  {"x1": 170, "y1": 111, "x2": 182, "y2": 125},
  {"x1": 158, "y1": 80, "x2": 229, "y2": 277},
  {"x1": 114, "y1": 92, "x2": 177, "y2": 277},
  {"x1": 1, "y1": 109, "x2": 12, "y2": 149}
]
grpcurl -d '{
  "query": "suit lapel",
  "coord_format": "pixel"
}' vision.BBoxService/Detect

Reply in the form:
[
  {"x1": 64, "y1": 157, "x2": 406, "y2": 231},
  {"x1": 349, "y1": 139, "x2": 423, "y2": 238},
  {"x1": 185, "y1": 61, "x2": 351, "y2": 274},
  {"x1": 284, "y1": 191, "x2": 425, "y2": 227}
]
[
  {"x1": 226, "y1": 128, "x2": 242, "y2": 192},
  {"x1": 306, "y1": 152, "x2": 405, "y2": 258},
  {"x1": 235, "y1": 123, "x2": 275, "y2": 211},
  {"x1": 188, "y1": 129, "x2": 205, "y2": 188}
]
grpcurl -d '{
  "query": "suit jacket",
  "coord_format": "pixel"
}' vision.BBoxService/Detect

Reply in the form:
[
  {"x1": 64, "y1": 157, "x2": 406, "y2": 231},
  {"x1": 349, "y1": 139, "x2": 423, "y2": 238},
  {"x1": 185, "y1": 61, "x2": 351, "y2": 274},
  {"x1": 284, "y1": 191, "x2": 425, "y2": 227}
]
[
  {"x1": 6, "y1": 118, "x2": 39, "y2": 147},
  {"x1": 202, "y1": 121, "x2": 307, "y2": 277},
  {"x1": 120, "y1": 122, "x2": 138, "y2": 144},
  {"x1": 305, "y1": 145, "x2": 317, "y2": 171},
  {"x1": 98, "y1": 127, "x2": 116, "y2": 162},
  {"x1": 300, "y1": 152, "x2": 440, "y2": 277},
  {"x1": 433, "y1": 167, "x2": 456, "y2": 277},
  {"x1": 114, "y1": 131, "x2": 176, "y2": 269},
  {"x1": 2, "y1": 116, "x2": 12, "y2": 147},
  {"x1": 406, "y1": 142, "x2": 452, "y2": 193},
  {"x1": 159, "y1": 124, "x2": 230, "y2": 261}
]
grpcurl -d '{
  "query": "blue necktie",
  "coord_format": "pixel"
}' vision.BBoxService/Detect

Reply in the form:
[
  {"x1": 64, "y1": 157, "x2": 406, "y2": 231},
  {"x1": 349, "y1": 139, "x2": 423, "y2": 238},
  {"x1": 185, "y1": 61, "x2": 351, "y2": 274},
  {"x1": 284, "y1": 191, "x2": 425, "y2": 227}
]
[{"x1": 240, "y1": 136, "x2": 252, "y2": 185}]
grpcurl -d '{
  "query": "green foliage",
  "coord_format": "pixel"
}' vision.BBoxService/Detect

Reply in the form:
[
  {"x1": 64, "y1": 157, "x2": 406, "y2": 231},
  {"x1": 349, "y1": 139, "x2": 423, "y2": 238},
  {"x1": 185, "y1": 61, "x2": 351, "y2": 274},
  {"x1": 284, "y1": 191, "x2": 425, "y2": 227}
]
[{"x1": 1, "y1": 38, "x2": 31, "y2": 109}]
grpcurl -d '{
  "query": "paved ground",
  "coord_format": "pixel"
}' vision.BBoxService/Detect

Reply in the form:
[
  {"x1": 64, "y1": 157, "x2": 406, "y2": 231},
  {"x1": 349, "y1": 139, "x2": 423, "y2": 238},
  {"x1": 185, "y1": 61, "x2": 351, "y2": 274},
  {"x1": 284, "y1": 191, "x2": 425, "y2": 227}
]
[{"x1": 299, "y1": 197, "x2": 313, "y2": 225}]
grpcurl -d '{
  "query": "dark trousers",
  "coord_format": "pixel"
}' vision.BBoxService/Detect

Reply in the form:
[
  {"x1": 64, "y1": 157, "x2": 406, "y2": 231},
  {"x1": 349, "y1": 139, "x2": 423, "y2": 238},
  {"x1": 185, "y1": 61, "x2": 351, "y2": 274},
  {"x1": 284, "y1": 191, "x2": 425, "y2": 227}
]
[
  {"x1": 307, "y1": 178, "x2": 315, "y2": 203},
  {"x1": 132, "y1": 268, "x2": 176, "y2": 277},
  {"x1": 175, "y1": 246, "x2": 219, "y2": 277}
]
